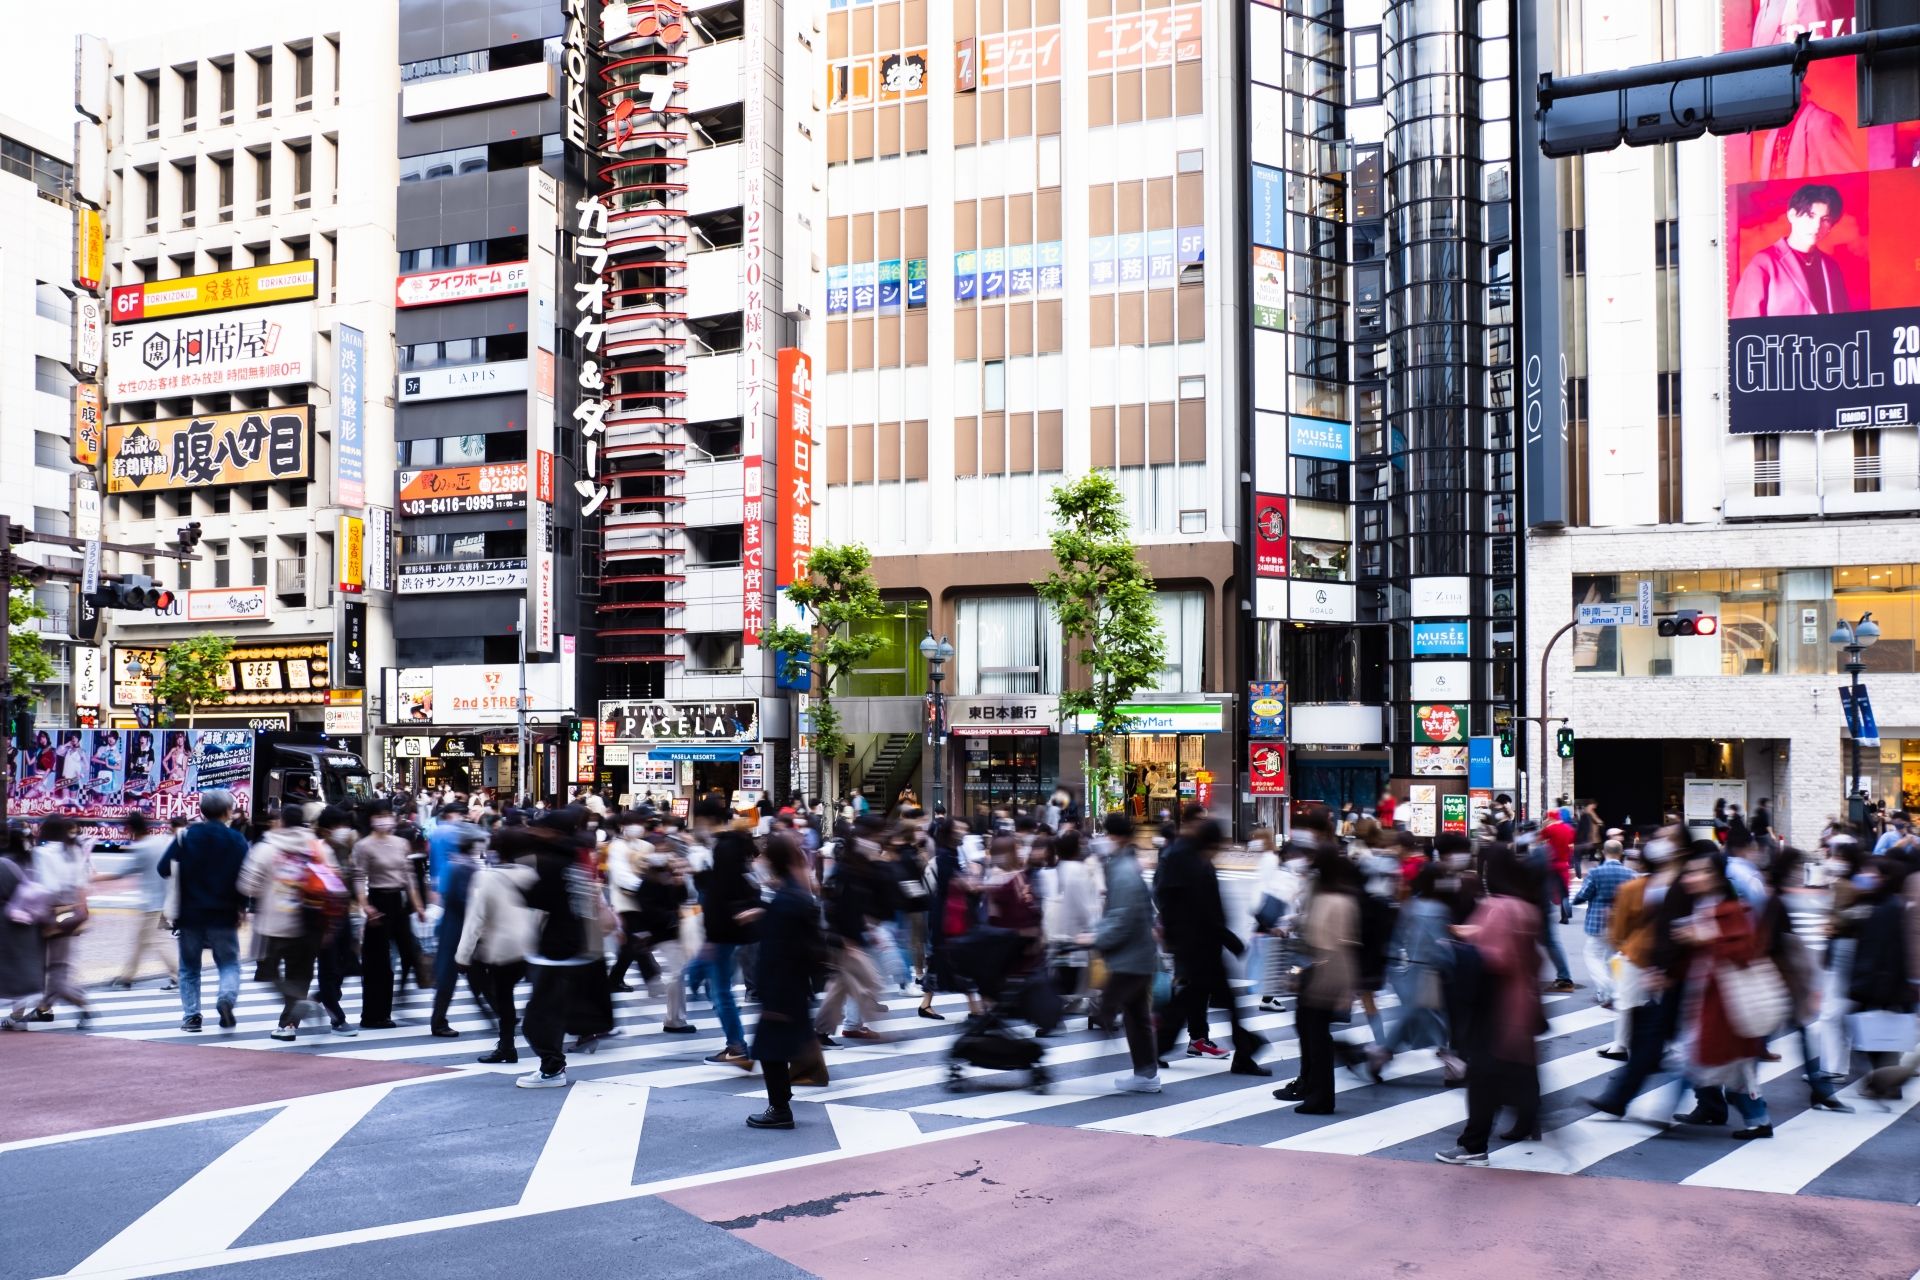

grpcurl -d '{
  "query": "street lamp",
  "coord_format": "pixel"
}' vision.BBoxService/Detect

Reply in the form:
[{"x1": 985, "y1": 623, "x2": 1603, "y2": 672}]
[
  {"x1": 1829, "y1": 611, "x2": 1880, "y2": 827},
  {"x1": 919, "y1": 633, "x2": 954, "y2": 816}
]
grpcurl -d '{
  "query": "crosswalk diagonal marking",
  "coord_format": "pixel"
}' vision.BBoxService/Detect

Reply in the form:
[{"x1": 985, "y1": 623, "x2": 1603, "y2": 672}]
[
  {"x1": 518, "y1": 1080, "x2": 650, "y2": 1209},
  {"x1": 826, "y1": 1104, "x2": 924, "y2": 1151},
  {"x1": 69, "y1": 1084, "x2": 394, "y2": 1275}
]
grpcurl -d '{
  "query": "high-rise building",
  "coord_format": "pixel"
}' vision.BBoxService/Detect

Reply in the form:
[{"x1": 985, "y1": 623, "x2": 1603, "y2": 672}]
[
  {"x1": 1525, "y1": 0, "x2": 1920, "y2": 845},
  {"x1": 0, "y1": 111, "x2": 88, "y2": 725},
  {"x1": 380, "y1": 1, "x2": 594, "y2": 799},
  {"x1": 95, "y1": 17, "x2": 398, "y2": 761}
]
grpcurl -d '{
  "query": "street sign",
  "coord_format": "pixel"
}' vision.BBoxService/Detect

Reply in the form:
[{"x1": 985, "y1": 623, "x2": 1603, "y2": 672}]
[
  {"x1": 1576, "y1": 602, "x2": 1636, "y2": 626},
  {"x1": 81, "y1": 539, "x2": 101, "y2": 597},
  {"x1": 1637, "y1": 580, "x2": 1653, "y2": 626}
]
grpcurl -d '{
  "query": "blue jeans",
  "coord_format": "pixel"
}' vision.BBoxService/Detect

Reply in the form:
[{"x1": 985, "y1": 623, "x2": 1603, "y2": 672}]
[
  {"x1": 688, "y1": 943, "x2": 745, "y2": 1048},
  {"x1": 177, "y1": 922, "x2": 240, "y2": 1019},
  {"x1": 1539, "y1": 899, "x2": 1572, "y2": 983}
]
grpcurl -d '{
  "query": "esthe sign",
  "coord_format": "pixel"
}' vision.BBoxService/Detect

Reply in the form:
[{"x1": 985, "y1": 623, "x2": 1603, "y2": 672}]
[
  {"x1": 1253, "y1": 493, "x2": 1287, "y2": 577},
  {"x1": 395, "y1": 261, "x2": 531, "y2": 308},
  {"x1": 397, "y1": 463, "x2": 529, "y2": 516},
  {"x1": 601, "y1": 699, "x2": 761, "y2": 743},
  {"x1": 1413, "y1": 702, "x2": 1467, "y2": 744},
  {"x1": 104, "y1": 407, "x2": 312, "y2": 493},
  {"x1": 397, "y1": 559, "x2": 529, "y2": 594},
  {"x1": 1410, "y1": 576, "x2": 1472, "y2": 617},
  {"x1": 399, "y1": 360, "x2": 529, "y2": 402},
  {"x1": 110, "y1": 261, "x2": 317, "y2": 322},
  {"x1": 1252, "y1": 247, "x2": 1286, "y2": 330},
  {"x1": 1248, "y1": 681, "x2": 1286, "y2": 739},
  {"x1": 106, "y1": 304, "x2": 316, "y2": 399}
]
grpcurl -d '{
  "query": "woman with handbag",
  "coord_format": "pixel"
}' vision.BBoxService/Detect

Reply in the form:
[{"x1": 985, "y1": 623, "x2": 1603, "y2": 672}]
[
  {"x1": 24, "y1": 817, "x2": 93, "y2": 1029},
  {"x1": 2, "y1": 822, "x2": 50, "y2": 1030},
  {"x1": 1668, "y1": 852, "x2": 1775, "y2": 1140},
  {"x1": 747, "y1": 833, "x2": 829, "y2": 1129},
  {"x1": 1758, "y1": 848, "x2": 1853, "y2": 1112}
]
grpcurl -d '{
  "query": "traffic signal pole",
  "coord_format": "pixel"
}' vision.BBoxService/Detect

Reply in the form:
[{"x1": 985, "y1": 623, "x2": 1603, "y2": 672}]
[{"x1": 1522, "y1": 616, "x2": 1580, "y2": 821}]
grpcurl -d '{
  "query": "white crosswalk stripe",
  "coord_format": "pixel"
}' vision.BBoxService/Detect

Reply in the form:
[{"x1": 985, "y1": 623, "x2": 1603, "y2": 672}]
[{"x1": 519, "y1": 1080, "x2": 650, "y2": 1209}]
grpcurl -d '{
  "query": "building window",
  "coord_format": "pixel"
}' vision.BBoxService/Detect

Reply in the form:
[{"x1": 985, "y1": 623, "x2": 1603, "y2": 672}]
[
  {"x1": 1151, "y1": 590, "x2": 1205, "y2": 693},
  {"x1": 1854, "y1": 429, "x2": 1882, "y2": 493},
  {"x1": 209, "y1": 540, "x2": 230, "y2": 589},
  {"x1": 1752, "y1": 434, "x2": 1781, "y2": 497},
  {"x1": 253, "y1": 150, "x2": 271, "y2": 210},
  {"x1": 178, "y1": 161, "x2": 196, "y2": 223},
  {"x1": 141, "y1": 72, "x2": 160, "y2": 135},
  {"x1": 956, "y1": 596, "x2": 1061, "y2": 694},
  {"x1": 291, "y1": 143, "x2": 311, "y2": 207},
  {"x1": 180, "y1": 67, "x2": 198, "y2": 129},
  {"x1": 839, "y1": 600, "x2": 929, "y2": 696},
  {"x1": 217, "y1": 59, "x2": 235, "y2": 118},
  {"x1": 1349, "y1": 27, "x2": 1381, "y2": 104},
  {"x1": 398, "y1": 144, "x2": 490, "y2": 184},
  {"x1": 293, "y1": 45, "x2": 313, "y2": 108},
  {"x1": 254, "y1": 51, "x2": 273, "y2": 111}
]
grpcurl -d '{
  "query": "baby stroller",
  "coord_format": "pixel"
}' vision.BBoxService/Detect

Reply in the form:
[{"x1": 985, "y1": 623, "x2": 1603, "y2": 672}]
[{"x1": 946, "y1": 926, "x2": 1053, "y2": 1092}]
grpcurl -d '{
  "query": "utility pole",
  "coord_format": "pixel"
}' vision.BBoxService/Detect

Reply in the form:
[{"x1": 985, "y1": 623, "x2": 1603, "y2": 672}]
[{"x1": 517, "y1": 596, "x2": 529, "y2": 807}]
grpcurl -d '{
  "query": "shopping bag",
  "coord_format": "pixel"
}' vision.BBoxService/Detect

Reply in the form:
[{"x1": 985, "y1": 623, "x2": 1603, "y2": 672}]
[
  {"x1": 1849, "y1": 1010, "x2": 1920, "y2": 1053},
  {"x1": 1718, "y1": 957, "x2": 1791, "y2": 1039}
]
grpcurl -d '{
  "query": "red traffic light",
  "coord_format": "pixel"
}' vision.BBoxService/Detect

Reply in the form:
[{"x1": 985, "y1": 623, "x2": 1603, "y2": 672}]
[
  {"x1": 151, "y1": 589, "x2": 175, "y2": 611},
  {"x1": 1692, "y1": 614, "x2": 1717, "y2": 636},
  {"x1": 1657, "y1": 609, "x2": 1718, "y2": 637}
]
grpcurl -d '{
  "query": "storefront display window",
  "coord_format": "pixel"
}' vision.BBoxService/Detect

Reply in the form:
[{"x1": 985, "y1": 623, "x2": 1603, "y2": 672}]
[
  {"x1": 960, "y1": 734, "x2": 1057, "y2": 810},
  {"x1": 1119, "y1": 733, "x2": 1208, "y2": 819}
]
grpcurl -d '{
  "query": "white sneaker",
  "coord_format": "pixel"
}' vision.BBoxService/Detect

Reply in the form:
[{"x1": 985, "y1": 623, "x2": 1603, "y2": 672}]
[
  {"x1": 331, "y1": 1020, "x2": 359, "y2": 1037},
  {"x1": 269, "y1": 1026, "x2": 296, "y2": 1041},
  {"x1": 1114, "y1": 1072, "x2": 1162, "y2": 1093},
  {"x1": 1434, "y1": 1145, "x2": 1488, "y2": 1166},
  {"x1": 516, "y1": 1069, "x2": 568, "y2": 1089}
]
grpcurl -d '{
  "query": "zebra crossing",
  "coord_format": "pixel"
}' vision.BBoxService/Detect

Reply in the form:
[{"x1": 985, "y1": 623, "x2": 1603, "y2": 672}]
[{"x1": 18, "y1": 967, "x2": 1920, "y2": 1207}]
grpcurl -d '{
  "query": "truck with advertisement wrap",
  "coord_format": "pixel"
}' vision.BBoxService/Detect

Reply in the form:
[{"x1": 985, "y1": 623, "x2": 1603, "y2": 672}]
[{"x1": 7, "y1": 728, "x2": 370, "y2": 832}]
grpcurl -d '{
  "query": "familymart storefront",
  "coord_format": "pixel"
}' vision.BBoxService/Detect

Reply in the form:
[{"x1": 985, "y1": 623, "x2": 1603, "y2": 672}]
[{"x1": 1071, "y1": 697, "x2": 1235, "y2": 819}]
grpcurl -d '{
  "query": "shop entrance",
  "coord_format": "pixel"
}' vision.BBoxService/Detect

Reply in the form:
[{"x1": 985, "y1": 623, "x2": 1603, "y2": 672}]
[
  {"x1": 958, "y1": 734, "x2": 1056, "y2": 812},
  {"x1": 691, "y1": 760, "x2": 739, "y2": 809},
  {"x1": 1293, "y1": 758, "x2": 1391, "y2": 814},
  {"x1": 1118, "y1": 734, "x2": 1209, "y2": 820}
]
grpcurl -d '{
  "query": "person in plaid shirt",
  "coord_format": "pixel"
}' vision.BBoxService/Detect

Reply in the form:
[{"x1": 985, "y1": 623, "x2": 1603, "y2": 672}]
[{"x1": 1572, "y1": 840, "x2": 1636, "y2": 1006}]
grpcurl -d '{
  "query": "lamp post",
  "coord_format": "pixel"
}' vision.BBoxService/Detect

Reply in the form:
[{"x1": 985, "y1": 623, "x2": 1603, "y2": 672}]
[
  {"x1": 1829, "y1": 611, "x2": 1880, "y2": 830},
  {"x1": 919, "y1": 633, "x2": 954, "y2": 816}
]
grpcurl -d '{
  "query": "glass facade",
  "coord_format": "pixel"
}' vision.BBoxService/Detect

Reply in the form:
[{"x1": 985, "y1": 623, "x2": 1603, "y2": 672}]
[
  {"x1": 1571, "y1": 565, "x2": 1920, "y2": 677},
  {"x1": 1380, "y1": 0, "x2": 1514, "y2": 765}
]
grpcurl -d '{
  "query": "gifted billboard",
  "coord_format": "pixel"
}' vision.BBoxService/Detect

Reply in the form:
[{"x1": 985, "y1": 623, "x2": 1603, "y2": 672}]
[{"x1": 1724, "y1": 2, "x2": 1920, "y2": 434}]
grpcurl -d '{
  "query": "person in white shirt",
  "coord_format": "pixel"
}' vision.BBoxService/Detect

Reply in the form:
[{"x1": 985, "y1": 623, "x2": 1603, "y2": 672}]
[
  {"x1": 26, "y1": 817, "x2": 94, "y2": 1028},
  {"x1": 113, "y1": 812, "x2": 180, "y2": 990}
]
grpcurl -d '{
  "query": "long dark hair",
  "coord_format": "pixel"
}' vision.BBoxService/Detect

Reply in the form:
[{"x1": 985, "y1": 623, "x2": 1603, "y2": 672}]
[
  {"x1": 765, "y1": 832, "x2": 807, "y2": 882},
  {"x1": 1483, "y1": 845, "x2": 1536, "y2": 900}
]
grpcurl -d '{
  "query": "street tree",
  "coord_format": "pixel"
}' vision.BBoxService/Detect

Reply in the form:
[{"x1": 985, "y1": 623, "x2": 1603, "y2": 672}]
[
  {"x1": 760, "y1": 542, "x2": 886, "y2": 803},
  {"x1": 1033, "y1": 472, "x2": 1166, "y2": 815},
  {"x1": 8, "y1": 576, "x2": 55, "y2": 695},
  {"x1": 153, "y1": 634, "x2": 235, "y2": 728}
]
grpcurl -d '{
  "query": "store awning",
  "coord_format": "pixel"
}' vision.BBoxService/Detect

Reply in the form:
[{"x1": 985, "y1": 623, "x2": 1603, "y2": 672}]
[{"x1": 647, "y1": 745, "x2": 750, "y2": 762}]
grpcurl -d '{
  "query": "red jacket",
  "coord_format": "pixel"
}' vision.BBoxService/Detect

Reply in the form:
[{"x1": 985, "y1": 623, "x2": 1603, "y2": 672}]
[{"x1": 1541, "y1": 821, "x2": 1574, "y2": 892}]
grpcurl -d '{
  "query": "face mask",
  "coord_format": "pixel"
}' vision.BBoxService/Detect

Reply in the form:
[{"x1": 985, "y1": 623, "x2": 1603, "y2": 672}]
[
  {"x1": 330, "y1": 827, "x2": 354, "y2": 844},
  {"x1": 372, "y1": 817, "x2": 395, "y2": 832},
  {"x1": 623, "y1": 825, "x2": 643, "y2": 839},
  {"x1": 1284, "y1": 857, "x2": 1309, "y2": 872},
  {"x1": 1446, "y1": 853, "x2": 1469, "y2": 870}
]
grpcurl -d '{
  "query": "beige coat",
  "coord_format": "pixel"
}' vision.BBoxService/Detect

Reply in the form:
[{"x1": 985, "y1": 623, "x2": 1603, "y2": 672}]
[
  {"x1": 456, "y1": 863, "x2": 538, "y2": 966},
  {"x1": 237, "y1": 829, "x2": 335, "y2": 939},
  {"x1": 1298, "y1": 887, "x2": 1358, "y2": 1014}
]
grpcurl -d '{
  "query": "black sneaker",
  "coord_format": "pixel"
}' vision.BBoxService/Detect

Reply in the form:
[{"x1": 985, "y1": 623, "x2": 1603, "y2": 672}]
[
  {"x1": 181, "y1": 1014, "x2": 203, "y2": 1033},
  {"x1": 430, "y1": 1023, "x2": 459, "y2": 1039},
  {"x1": 661, "y1": 1023, "x2": 698, "y2": 1034},
  {"x1": 746, "y1": 1107, "x2": 796, "y2": 1130},
  {"x1": 217, "y1": 999, "x2": 236, "y2": 1029},
  {"x1": 816, "y1": 1034, "x2": 841, "y2": 1049}
]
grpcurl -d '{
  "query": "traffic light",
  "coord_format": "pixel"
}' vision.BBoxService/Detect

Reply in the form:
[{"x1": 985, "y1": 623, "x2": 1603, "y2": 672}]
[
  {"x1": 1498, "y1": 728, "x2": 1514, "y2": 758},
  {"x1": 1557, "y1": 726, "x2": 1576, "y2": 758},
  {"x1": 87, "y1": 574, "x2": 174, "y2": 612},
  {"x1": 177, "y1": 521, "x2": 203, "y2": 552},
  {"x1": 566, "y1": 718, "x2": 583, "y2": 743},
  {"x1": 1657, "y1": 608, "x2": 1718, "y2": 638},
  {"x1": 4, "y1": 695, "x2": 34, "y2": 754}
]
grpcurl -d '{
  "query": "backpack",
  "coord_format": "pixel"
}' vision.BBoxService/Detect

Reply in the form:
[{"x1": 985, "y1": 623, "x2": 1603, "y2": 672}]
[{"x1": 291, "y1": 850, "x2": 348, "y2": 942}]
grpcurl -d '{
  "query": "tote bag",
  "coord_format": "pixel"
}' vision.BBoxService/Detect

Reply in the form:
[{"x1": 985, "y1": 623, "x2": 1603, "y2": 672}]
[{"x1": 1718, "y1": 957, "x2": 1791, "y2": 1040}]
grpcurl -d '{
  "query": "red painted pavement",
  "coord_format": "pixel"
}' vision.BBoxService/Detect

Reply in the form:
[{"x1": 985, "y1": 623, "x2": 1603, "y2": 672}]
[
  {"x1": 663, "y1": 1125, "x2": 1920, "y2": 1280},
  {"x1": 0, "y1": 1034, "x2": 451, "y2": 1143}
]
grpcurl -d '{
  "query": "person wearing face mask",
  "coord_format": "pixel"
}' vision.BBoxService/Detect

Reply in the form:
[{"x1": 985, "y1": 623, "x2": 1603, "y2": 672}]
[
  {"x1": 1847, "y1": 857, "x2": 1917, "y2": 1097},
  {"x1": 312, "y1": 807, "x2": 368, "y2": 1036},
  {"x1": 429, "y1": 823, "x2": 495, "y2": 1038},
  {"x1": 1665, "y1": 852, "x2": 1774, "y2": 1140},
  {"x1": 355, "y1": 805, "x2": 428, "y2": 1030},
  {"x1": 1816, "y1": 837, "x2": 1867, "y2": 1080}
]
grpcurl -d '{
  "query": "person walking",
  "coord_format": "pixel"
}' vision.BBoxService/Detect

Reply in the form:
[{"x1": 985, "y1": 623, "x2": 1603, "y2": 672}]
[
  {"x1": 238, "y1": 809, "x2": 344, "y2": 1041},
  {"x1": 814, "y1": 824, "x2": 897, "y2": 1046},
  {"x1": 355, "y1": 808, "x2": 428, "y2": 1030},
  {"x1": 1572, "y1": 840, "x2": 1635, "y2": 1007},
  {"x1": 24, "y1": 817, "x2": 94, "y2": 1028},
  {"x1": 1278, "y1": 847, "x2": 1360, "y2": 1112},
  {"x1": 455, "y1": 839, "x2": 538, "y2": 1064},
  {"x1": 921, "y1": 817, "x2": 978, "y2": 1021},
  {"x1": 1667, "y1": 852, "x2": 1775, "y2": 1139},
  {"x1": 1437, "y1": 847, "x2": 1548, "y2": 1164},
  {"x1": 1849, "y1": 857, "x2": 1916, "y2": 1099},
  {"x1": 689, "y1": 801, "x2": 764, "y2": 1069},
  {"x1": 1089, "y1": 825, "x2": 1161, "y2": 1092},
  {"x1": 157, "y1": 790, "x2": 251, "y2": 1033},
  {"x1": 747, "y1": 834, "x2": 826, "y2": 1129},
  {"x1": 1, "y1": 823, "x2": 48, "y2": 1030},
  {"x1": 314, "y1": 809, "x2": 367, "y2": 1037},
  {"x1": 429, "y1": 823, "x2": 493, "y2": 1038},
  {"x1": 514, "y1": 814, "x2": 611, "y2": 1088},
  {"x1": 1758, "y1": 847, "x2": 1852, "y2": 1112},
  {"x1": 113, "y1": 812, "x2": 179, "y2": 990},
  {"x1": 1046, "y1": 829, "x2": 1102, "y2": 1017},
  {"x1": 1152, "y1": 816, "x2": 1269, "y2": 1075}
]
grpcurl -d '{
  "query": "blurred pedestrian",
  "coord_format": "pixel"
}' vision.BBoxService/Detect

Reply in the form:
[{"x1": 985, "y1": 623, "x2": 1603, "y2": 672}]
[
  {"x1": 355, "y1": 807, "x2": 427, "y2": 1030},
  {"x1": 1437, "y1": 847, "x2": 1546, "y2": 1164},
  {"x1": 1089, "y1": 819, "x2": 1160, "y2": 1092},
  {"x1": 25, "y1": 817, "x2": 93, "y2": 1028},
  {"x1": 1758, "y1": 847, "x2": 1851, "y2": 1112},
  {"x1": 1278, "y1": 846, "x2": 1359, "y2": 1113},
  {"x1": 158, "y1": 790, "x2": 250, "y2": 1033},
  {"x1": 1573, "y1": 840, "x2": 1634, "y2": 1007},
  {"x1": 1849, "y1": 857, "x2": 1916, "y2": 1099},
  {"x1": 748, "y1": 833, "x2": 826, "y2": 1128},
  {"x1": 1154, "y1": 816, "x2": 1269, "y2": 1076},
  {"x1": 239, "y1": 808, "x2": 343, "y2": 1041},
  {"x1": 113, "y1": 811, "x2": 179, "y2": 990},
  {"x1": 1667, "y1": 851, "x2": 1774, "y2": 1139},
  {"x1": 1, "y1": 823, "x2": 48, "y2": 1030},
  {"x1": 814, "y1": 821, "x2": 897, "y2": 1046},
  {"x1": 688, "y1": 800, "x2": 761, "y2": 1070},
  {"x1": 514, "y1": 813, "x2": 609, "y2": 1088},
  {"x1": 315, "y1": 808, "x2": 367, "y2": 1036},
  {"x1": 456, "y1": 835, "x2": 538, "y2": 1064}
]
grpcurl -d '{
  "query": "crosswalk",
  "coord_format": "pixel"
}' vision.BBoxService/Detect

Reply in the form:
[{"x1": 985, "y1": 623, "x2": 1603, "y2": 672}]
[{"x1": 9, "y1": 956, "x2": 1920, "y2": 1279}]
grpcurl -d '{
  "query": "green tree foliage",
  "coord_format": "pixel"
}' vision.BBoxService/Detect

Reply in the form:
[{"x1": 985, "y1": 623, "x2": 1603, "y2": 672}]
[
  {"x1": 1033, "y1": 473, "x2": 1166, "y2": 813},
  {"x1": 760, "y1": 543, "x2": 886, "y2": 783},
  {"x1": 8, "y1": 576, "x2": 55, "y2": 695},
  {"x1": 153, "y1": 633, "x2": 236, "y2": 728}
]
